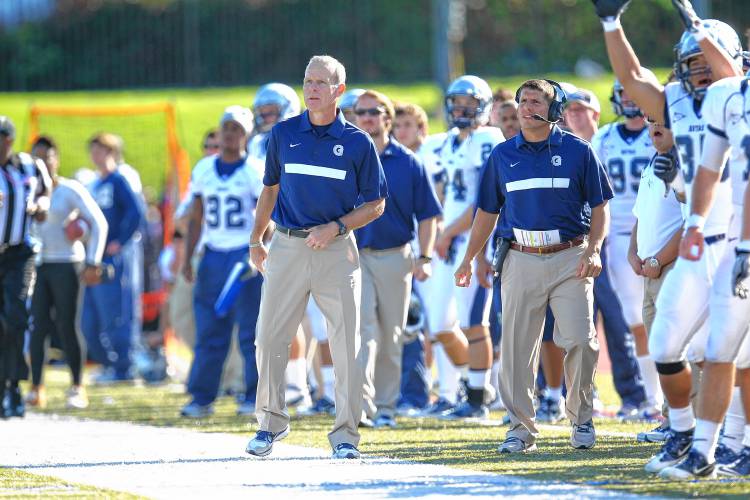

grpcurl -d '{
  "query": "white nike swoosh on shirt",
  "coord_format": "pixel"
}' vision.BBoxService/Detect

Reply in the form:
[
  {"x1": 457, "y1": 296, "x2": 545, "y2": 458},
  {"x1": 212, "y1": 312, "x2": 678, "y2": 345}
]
[
  {"x1": 510, "y1": 162, "x2": 520, "y2": 168},
  {"x1": 290, "y1": 143, "x2": 301, "y2": 148}
]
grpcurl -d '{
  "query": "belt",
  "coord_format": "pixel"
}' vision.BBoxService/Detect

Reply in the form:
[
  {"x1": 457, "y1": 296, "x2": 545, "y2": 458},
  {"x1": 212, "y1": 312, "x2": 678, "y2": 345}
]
[
  {"x1": 510, "y1": 235, "x2": 586, "y2": 255},
  {"x1": 276, "y1": 225, "x2": 310, "y2": 238},
  {"x1": 705, "y1": 233, "x2": 726, "y2": 245}
]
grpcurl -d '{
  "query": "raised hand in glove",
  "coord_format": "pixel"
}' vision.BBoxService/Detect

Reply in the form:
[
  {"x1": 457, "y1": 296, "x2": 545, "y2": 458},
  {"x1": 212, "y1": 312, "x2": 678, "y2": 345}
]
[
  {"x1": 652, "y1": 151, "x2": 678, "y2": 184},
  {"x1": 591, "y1": 0, "x2": 632, "y2": 22},
  {"x1": 733, "y1": 247, "x2": 750, "y2": 299},
  {"x1": 671, "y1": 0, "x2": 701, "y2": 33}
]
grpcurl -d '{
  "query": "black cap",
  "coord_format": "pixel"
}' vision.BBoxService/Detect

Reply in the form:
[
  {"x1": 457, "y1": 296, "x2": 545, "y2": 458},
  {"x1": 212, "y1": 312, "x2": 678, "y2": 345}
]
[{"x1": 0, "y1": 116, "x2": 15, "y2": 139}]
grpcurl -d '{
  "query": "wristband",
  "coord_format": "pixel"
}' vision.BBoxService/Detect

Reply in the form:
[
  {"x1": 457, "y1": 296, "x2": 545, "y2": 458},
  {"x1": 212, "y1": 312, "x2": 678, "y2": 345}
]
[
  {"x1": 601, "y1": 18, "x2": 621, "y2": 32},
  {"x1": 737, "y1": 240, "x2": 750, "y2": 252},
  {"x1": 249, "y1": 241, "x2": 263, "y2": 249},
  {"x1": 686, "y1": 214, "x2": 706, "y2": 231},
  {"x1": 418, "y1": 254, "x2": 432, "y2": 262}
]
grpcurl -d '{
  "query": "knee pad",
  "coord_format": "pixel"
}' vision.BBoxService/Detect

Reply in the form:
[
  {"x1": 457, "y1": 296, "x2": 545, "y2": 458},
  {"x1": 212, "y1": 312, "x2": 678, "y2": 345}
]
[{"x1": 655, "y1": 360, "x2": 687, "y2": 375}]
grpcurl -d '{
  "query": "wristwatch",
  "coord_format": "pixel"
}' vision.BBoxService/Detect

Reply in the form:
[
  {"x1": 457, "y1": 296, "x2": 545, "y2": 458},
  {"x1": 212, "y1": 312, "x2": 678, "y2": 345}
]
[
  {"x1": 335, "y1": 219, "x2": 347, "y2": 236},
  {"x1": 418, "y1": 254, "x2": 432, "y2": 263},
  {"x1": 648, "y1": 257, "x2": 661, "y2": 269}
]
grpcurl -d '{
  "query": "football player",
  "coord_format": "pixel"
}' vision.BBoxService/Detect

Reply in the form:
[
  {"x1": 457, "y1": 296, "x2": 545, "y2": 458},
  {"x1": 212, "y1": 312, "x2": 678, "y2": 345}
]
[
  {"x1": 339, "y1": 88, "x2": 366, "y2": 123},
  {"x1": 591, "y1": 0, "x2": 744, "y2": 473}
]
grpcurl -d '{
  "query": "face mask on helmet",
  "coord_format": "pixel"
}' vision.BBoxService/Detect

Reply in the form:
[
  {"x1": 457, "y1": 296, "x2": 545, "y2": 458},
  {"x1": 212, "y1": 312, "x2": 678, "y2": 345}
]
[
  {"x1": 610, "y1": 80, "x2": 643, "y2": 119},
  {"x1": 253, "y1": 83, "x2": 301, "y2": 132},
  {"x1": 444, "y1": 75, "x2": 492, "y2": 130}
]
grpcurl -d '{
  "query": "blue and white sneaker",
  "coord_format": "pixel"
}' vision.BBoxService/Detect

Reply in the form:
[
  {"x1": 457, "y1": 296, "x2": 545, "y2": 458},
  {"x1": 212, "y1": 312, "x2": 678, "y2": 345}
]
[
  {"x1": 718, "y1": 446, "x2": 750, "y2": 476},
  {"x1": 180, "y1": 401, "x2": 214, "y2": 418},
  {"x1": 637, "y1": 421, "x2": 671, "y2": 443},
  {"x1": 441, "y1": 401, "x2": 489, "y2": 420},
  {"x1": 658, "y1": 449, "x2": 716, "y2": 480},
  {"x1": 332, "y1": 443, "x2": 360, "y2": 459},
  {"x1": 246, "y1": 426, "x2": 290, "y2": 457},
  {"x1": 237, "y1": 400, "x2": 256, "y2": 417},
  {"x1": 421, "y1": 397, "x2": 455, "y2": 417},
  {"x1": 644, "y1": 428, "x2": 693, "y2": 473},
  {"x1": 571, "y1": 420, "x2": 596, "y2": 449},
  {"x1": 714, "y1": 442, "x2": 740, "y2": 466},
  {"x1": 297, "y1": 396, "x2": 335, "y2": 416},
  {"x1": 374, "y1": 414, "x2": 397, "y2": 428},
  {"x1": 536, "y1": 396, "x2": 564, "y2": 424}
]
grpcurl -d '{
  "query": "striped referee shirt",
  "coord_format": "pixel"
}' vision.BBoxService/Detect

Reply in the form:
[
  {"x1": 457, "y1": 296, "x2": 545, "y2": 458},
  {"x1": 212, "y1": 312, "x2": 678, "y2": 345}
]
[{"x1": 0, "y1": 152, "x2": 52, "y2": 247}]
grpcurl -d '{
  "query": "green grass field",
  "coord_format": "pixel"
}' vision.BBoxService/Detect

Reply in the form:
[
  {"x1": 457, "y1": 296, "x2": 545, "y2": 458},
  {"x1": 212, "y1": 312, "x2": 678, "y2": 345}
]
[
  {"x1": 0, "y1": 70, "x2": 670, "y2": 192},
  {"x1": 5, "y1": 367, "x2": 748, "y2": 498}
]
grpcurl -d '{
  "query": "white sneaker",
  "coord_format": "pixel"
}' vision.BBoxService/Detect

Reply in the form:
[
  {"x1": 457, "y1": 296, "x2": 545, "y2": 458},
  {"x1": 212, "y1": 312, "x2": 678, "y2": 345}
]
[
  {"x1": 571, "y1": 420, "x2": 596, "y2": 449},
  {"x1": 65, "y1": 387, "x2": 89, "y2": 409},
  {"x1": 497, "y1": 436, "x2": 537, "y2": 454},
  {"x1": 332, "y1": 443, "x2": 360, "y2": 459}
]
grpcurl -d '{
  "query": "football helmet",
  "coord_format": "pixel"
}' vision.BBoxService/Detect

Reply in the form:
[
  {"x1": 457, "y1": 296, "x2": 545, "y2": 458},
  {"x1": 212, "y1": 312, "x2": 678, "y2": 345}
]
[
  {"x1": 445, "y1": 75, "x2": 493, "y2": 129},
  {"x1": 339, "y1": 88, "x2": 366, "y2": 113},
  {"x1": 673, "y1": 19, "x2": 742, "y2": 99},
  {"x1": 252, "y1": 83, "x2": 301, "y2": 132},
  {"x1": 610, "y1": 68, "x2": 655, "y2": 118}
]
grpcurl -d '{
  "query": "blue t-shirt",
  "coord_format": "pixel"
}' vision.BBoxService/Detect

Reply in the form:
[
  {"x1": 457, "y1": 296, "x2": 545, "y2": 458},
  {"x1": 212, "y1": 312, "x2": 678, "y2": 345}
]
[
  {"x1": 264, "y1": 110, "x2": 388, "y2": 229},
  {"x1": 477, "y1": 126, "x2": 613, "y2": 243},
  {"x1": 90, "y1": 170, "x2": 144, "y2": 246},
  {"x1": 355, "y1": 139, "x2": 442, "y2": 250}
]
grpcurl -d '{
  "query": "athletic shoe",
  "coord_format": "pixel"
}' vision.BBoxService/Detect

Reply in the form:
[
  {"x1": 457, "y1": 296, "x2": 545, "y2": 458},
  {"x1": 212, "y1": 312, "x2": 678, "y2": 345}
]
[
  {"x1": 718, "y1": 446, "x2": 750, "y2": 476},
  {"x1": 622, "y1": 405, "x2": 663, "y2": 423},
  {"x1": 359, "y1": 412, "x2": 375, "y2": 428},
  {"x1": 246, "y1": 426, "x2": 290, "y2": 457},
  {"x1": 714, "y1": 442, "x2": 740, "y2": 466},
  {"x1": 2, "y1": 387, "x2": 24, "y2": 418},
  {"x1": 421, "y1": 397, "x2": 455, "y2": 417},
  {"x1": 374, "y1": 414, "x2": 397, "y2": 428},
  {"x1": 637, "y1": 421, "x2": 671, "y2": 443},
  {"x1": 658, "y1": 449, "x2": 716, "y2": 480},
  {"x1": 488, "y1": 393, "x2": 506, "y2": 411},
  {"x1": 395, "y1": 403, "x2": 424, "y2": 417},
  {"x1": 180, "y1": 401, "x2": 214, "y2": 418},
  {"x1": 571, "y1": 420, "x2": 596, "y2": 449},
  {"x1": 441, "y1": 401, "x2": 489, "y2": 420},
  {"x1": 237, "y1": 400, "x2": 256, "y2": 417},
  {"x1": 644, "y1": 428, "x2": 694, "y2": 473},
  {"x1": 25, "y1": 386, "x2": 47, "y2": 409},
  {"x1": 498, "y1": 436, "x2": 537, "y2": 454},
  {"x1": 332, "y1": 443, "x2": 360, "y2": 459},
  {"x1": 297, "y1": 396, "x2": 336, "y2": 416},
  {"x1": 536, "y1": 396, "x2": 564, "y2": 424},
  {"x1": 65, "y1": 386, "x2": 89, "y2": 410},
  {"x1": 285, "y1": 384, "x2": 307, "y2": 407},
  {"x1": 294, "y1": 395, "x2": 314, "y2": 415},
  {"x1": 616, "y1": 403, "x2": 640, "y2": 420}
]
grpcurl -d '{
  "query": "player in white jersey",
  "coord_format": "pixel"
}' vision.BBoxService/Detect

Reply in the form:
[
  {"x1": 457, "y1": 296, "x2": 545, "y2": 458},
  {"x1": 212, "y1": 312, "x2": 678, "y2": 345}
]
[
  {"x1": 247, "y1": 83, "x2": 300, "y2": 178},
  {"x1": 180, "y1": 106, "x2": 264, "y2": 418},
  {"x1": 660, "y1": 74, "x2": 750, "y2": 479},
  {"x1": 430, "y1": 75, "x2": 504, "y2": 419},
  {"x1": 591, "y1": 0, "x2": 744, "y2": 473}
]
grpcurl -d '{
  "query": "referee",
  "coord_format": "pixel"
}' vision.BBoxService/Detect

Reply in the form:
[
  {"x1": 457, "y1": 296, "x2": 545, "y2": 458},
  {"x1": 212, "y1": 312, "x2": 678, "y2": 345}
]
[
  {"x1": 455, "y1": 80, "x2": 613, "y2": 453},
  {"x1": 0, "y1": 116, "x2": 52, "y2": 418},
  {"x1": 246, "y1": 55, "x2": 387, "y2": 459}
]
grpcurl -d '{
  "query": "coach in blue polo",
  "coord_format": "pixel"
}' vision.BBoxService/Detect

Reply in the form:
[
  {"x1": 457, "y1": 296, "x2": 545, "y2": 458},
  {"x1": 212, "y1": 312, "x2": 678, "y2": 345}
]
[
  {"x1": 353, "y1": 89, "x2": 441, "y2": 429},
  {"x1": 455, "y1": 79, "x2": 613, "y2": 454},
  {"x1": 246, "y1": 55, "x2": 388, "y2": 460}
]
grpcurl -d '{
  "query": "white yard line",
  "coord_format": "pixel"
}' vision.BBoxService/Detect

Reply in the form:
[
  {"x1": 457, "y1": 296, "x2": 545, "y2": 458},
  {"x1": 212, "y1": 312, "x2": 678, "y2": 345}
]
[{"x1": 2, "y1": 415, "x2": 648, "y2": 499}]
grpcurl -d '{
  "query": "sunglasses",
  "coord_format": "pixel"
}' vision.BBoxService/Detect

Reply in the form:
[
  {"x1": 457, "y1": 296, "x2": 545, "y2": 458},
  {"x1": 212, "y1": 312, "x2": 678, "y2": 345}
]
[
  {"x1": 203, "y1": 143, "x2": 220, "y2": 149},
  {"x1": 354, "y1": 107, "x2": 385, "y2": 117}
]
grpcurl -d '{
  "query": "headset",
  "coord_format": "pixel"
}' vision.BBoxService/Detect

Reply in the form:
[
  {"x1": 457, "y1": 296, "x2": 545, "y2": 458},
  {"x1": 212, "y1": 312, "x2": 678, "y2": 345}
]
[{"x1": 515, "y1": 79, "x2": 567, "y2": 123}]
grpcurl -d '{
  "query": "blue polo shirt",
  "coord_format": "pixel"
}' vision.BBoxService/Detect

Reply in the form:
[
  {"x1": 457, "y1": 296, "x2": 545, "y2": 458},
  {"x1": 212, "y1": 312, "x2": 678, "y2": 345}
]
[
  {"x1": 264, "y1": 110, "x2": 388, "y2": 229},
  {"x1": 355, "y1": 139, "x2": 442, "y2": 250},
  {"x1": 91, "y1": 171, "x2": 144, "y2": 246},
  {"x1": 477, "y1": 125, "x2": 613, "y2": 243}
]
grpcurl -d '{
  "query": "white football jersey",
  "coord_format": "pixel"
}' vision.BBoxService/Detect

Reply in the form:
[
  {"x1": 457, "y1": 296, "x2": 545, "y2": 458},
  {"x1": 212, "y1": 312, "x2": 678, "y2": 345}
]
[
  {"x1": 665, "y1": 82, "x2": 733, "y2": 236},
  {"x1": 247, "y1": 132, "x2": 271, "y2": 179},
  {"x1": 438, "y1": 126, "x2": 504, "y2": 225},
  {"x1": 417, "y1": 132, "x2": 449, "y2": 181},
  {"x1": 190, "y1": 154, "x2": 262, "y2": 250},
  {"x1": 701, "y1": 76, "x2": 750, "y2": 211},
  {"x1": 592, "y1": 123, "x2": 654, "y2": 234}
]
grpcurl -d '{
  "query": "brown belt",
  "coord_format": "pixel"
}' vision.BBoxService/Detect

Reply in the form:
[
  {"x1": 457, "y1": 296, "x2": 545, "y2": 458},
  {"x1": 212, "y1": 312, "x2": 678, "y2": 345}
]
[{"x1": 510, "y1": 235, "x2": 586, "y2": 255}]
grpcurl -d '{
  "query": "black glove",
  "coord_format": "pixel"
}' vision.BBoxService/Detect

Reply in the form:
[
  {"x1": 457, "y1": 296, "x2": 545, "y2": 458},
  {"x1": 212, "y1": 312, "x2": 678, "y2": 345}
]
[
  {"x1": 591, "y1": 0, "x2": 631, "y2": 21},
  {"x1": 733, "y1": 248, "x2": 750, "y2": 299},
  {"x1": 652, "y1": 151, "x2": 678, "y2": 184},
  {"x1": 671, "y1": 0, "x2": 701, "y2": 33}
]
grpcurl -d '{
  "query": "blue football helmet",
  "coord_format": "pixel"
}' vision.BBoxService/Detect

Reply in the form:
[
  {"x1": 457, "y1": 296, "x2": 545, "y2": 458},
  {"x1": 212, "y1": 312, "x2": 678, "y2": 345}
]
[
  {"x1": 445, "y1": 75, "x2": 493, "y2": 129},
  {"x1": 253, "y1": 83, "x2": 301, "y2": 132},
  {"x1": 610, "y1": 68, "x2": 655, "y2": 118},
  {"x1": 673, "y1": 19, "x2": 743, "y2": 100},
  {"x1": 339, "y1": 88, "x2": 366, "y2": 113}
]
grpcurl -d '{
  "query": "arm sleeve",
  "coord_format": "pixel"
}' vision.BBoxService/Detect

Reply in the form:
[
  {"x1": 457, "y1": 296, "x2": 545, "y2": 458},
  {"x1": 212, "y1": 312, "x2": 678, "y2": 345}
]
[
  {"x1": 411, "y1": 156, "x2": 442, "y2": 221},
  {"x1": 583, "y1": 145, "x2": 614, "y2": 208},
  {"x1": 263, "y1": 127, "x2": 282, "y2": 186},
  {"x1": 357, "y1": 137, "x2": 388, "y2": 202},
  {"x1": 113, "y1": 177, "x2": 144, "y2": 246},
  {"x1": 71, "y1": 182, "x2": 108, "y2": 265},
  {"x1": 476, "y1": 153, "x2": 504, "y2": 214}
]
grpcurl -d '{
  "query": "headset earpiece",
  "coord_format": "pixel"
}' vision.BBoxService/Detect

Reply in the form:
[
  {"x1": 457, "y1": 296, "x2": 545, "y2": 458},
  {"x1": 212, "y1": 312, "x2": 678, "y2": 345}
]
[{"x1": 514, "y1": 79, "x2": 567, "y2": 123}]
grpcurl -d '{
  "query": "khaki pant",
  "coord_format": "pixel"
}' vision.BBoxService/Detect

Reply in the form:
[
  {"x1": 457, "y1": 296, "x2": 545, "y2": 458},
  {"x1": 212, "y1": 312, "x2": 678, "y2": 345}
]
[
  {"x1": 642, "y1": 261, "x2": 676, "y2": 335},
  {"x1": 255, "y1": 231, "x2": 362, "y2": 448},
  {"x1": 500, "y1": 243, "x2": 599, "y2": 445},
  {"x1": 358, "y1": 245, "x2": 413, "y2": 419}
]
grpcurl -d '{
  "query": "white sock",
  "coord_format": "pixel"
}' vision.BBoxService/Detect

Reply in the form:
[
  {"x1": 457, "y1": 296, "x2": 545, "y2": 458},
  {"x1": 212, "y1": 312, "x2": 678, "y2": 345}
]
[
  {"x1": 743, "y1": 425, "x2": 750, "y2": 448},
  {"x1": 458, "y1": 364, "x2": 469, "y2": 380},
  {"x1": 491, "y1": 358, "x2": 501, "y2": 394},
  {"x1": 321, "y1": 366, "x2": 335, "y2": 402},
  {"x1": 692, "y1": 418, "x2": 722, "y2": 461},
  {"x1": 722, "y1": 387, "x2": 745, "y2": 454},
  {"x1": 636, "y1": 354, "x2": 664, "y2": 409},
  {"x1": 435, "y1": 345, "x2": 458, "y2": 404},
  {"x1": 545, "y1": 385, "x2": 563, "y2": 402},
  {"x1": 468, "y1": 369, "x2": 490, "y2": 390},
  {"x1": 669, "y1": 405, "x2": 695, "y2": 432},
  {"x1": 292, "y1": 357, "x2": 310, "y2": 399}
]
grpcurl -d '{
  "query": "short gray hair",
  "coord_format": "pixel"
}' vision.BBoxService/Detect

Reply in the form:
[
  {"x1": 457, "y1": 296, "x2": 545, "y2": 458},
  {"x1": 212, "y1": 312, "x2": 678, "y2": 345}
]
[{"x1": 306, "y1": 55, "x2": 346, "y2": 85}]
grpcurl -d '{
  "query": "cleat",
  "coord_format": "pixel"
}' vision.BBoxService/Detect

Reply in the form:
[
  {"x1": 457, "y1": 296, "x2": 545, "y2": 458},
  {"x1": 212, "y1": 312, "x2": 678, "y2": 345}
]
[
  {"x1": 645, "y1": 428, "x2": 693, "y2": 473},
  {"x1": 622, "y1": 405, "x2": 663, "y2": 423},
  {"x1": 246, "y1": 426, "x2": 290, "y2": 457},
  {"x1": 718, "y1": 446, "x2": 750, "y2": 476},
  {"x1": 421, "y1": 397, "x2": 455, "y2": 417},
  {"x1": 637, "y1": 421, "x2": 671, "y2": 443},
  {"x1": 395, "y1": 403, "x2": 424, "y2": 417},
  {"x1": 536, "y1": 396, "x2": 564, "y2": 424},
  {"x1": 65, "y1": 386, "x2": 89, "y2": 410},
  {"x1": 180, "y1": 401, "x2": 214, "y2": 418},
  {"x1": 285, "y1": 384, "x2": 307, "y2": 407},
  {"x1": 359, "y1": 412, "x2": 376, "y2": 428},
  {"x1": 441, "y1": 400, "x2": 489, "y2": 420},
  {"x1": 237, "y1": 400, "x2": 256, "y2": 417},
  {"x1": 571, "y1": 420, "x2": 596, "y2": 449},
  {"x1": 714, "y1": 443, "x2": 740, "y2": 466},
  {"x1": 374, "y1": 414, "x2": 397, "y2": 428},
  {"x1": 616, "y1": 403, "x2": 640, "y2": 420},
  {"x1": 297, "y1": 396, "x2": 336, "y2": 416},
  {"x1": 498, "y1": 436, "x2": 537, "y2": 454},
  {"x1": 658, "y1": 449, "x2": 716, "y2": 480},
  {"x1": 2, "y1": 387, "x2": 25, "y2": 418},
  {"x1": 332, "y1": 443, "x2": 360, "y2": 459}
]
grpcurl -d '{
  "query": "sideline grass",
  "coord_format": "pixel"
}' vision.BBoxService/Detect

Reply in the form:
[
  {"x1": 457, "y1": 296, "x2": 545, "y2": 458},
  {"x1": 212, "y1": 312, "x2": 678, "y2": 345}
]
[
  {"x1": 0, "y1": 468, "x2": 143, "y2": 499},
  {"x1": 17, "y1": 367, "x2": 750, "y2": 498}
]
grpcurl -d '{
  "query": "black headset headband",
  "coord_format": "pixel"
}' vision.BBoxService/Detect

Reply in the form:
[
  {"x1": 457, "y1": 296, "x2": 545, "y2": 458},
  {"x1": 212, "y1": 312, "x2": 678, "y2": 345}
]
[{"x1": 515, "y1": 79, "x2": 567, "y2": 122}]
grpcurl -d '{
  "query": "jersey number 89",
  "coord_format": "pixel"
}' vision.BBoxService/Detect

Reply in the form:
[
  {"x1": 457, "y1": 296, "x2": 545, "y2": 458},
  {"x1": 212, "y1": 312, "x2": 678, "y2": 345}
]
[{"x1": 607, "y1": 157, "x2": 649, "y2": 194}]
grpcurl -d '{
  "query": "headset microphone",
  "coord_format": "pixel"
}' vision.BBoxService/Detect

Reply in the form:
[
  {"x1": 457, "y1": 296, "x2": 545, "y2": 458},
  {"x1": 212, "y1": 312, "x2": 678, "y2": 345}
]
[{"x1": 530, "y1": 113, "x2": 560, "y2": 124}]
